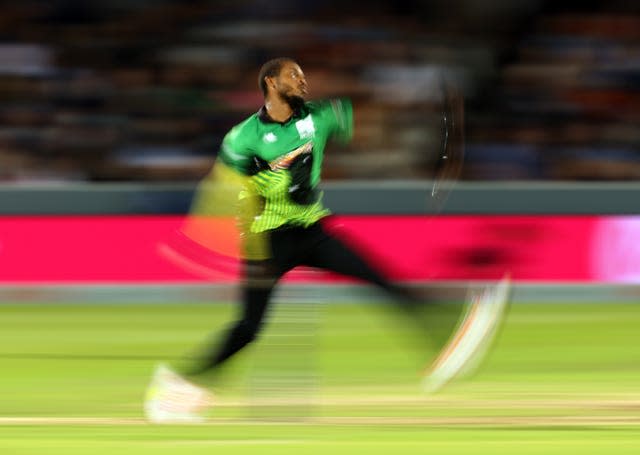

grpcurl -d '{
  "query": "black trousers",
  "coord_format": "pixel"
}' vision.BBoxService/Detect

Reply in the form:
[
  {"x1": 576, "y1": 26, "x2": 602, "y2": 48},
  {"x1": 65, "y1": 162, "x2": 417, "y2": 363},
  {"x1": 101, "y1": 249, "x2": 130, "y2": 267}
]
[{"x1": 188, "y1": 219, "x2": 449, "y2": 377}]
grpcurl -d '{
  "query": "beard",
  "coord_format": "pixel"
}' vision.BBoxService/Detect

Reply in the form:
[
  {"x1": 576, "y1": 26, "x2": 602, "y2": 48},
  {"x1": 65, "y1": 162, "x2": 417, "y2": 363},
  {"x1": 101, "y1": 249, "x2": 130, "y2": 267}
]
[{"x1": 281, "y1": 91, "x2": 305, "y2": 112}]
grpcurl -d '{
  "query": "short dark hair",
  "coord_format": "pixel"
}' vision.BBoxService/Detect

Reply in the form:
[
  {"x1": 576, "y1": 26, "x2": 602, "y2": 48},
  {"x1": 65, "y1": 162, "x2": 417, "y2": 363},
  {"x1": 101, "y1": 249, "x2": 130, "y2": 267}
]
[{"x1": 258, "y1": 57, "x2": 296, "y2": 96}]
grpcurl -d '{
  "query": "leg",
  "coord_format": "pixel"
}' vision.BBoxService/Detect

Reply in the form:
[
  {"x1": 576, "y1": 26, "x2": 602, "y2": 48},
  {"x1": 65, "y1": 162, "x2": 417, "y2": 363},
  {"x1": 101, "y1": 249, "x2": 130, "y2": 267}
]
[
  {"x1": 303, "y1": 223, "x2": 415, "y2": 301},
  {"x1": 146, "y1": 275, "x2": 271, "y2": 422},
  {"x1": 185, "y1": 260, "x2": 280, "y2": 377},
  {"x1": 303, "y1": 223, "x2": 463, "y2": 350},
  {"x1": 146, "y1": 227, "x2": 301, "y2": 421},
  {"x1": 185, "y1": 227, "x2": 301, "y2": 379}
]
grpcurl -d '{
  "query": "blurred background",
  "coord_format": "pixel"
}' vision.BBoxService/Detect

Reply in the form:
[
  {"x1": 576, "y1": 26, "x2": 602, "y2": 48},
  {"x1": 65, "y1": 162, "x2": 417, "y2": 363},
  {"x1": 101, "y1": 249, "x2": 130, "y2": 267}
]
[
  {"x1": 2, "y1": 0, "x2": 640, "y2": 183},
  {"x1": 1, "y1": 3, "x2": 640, "y2": 444}
]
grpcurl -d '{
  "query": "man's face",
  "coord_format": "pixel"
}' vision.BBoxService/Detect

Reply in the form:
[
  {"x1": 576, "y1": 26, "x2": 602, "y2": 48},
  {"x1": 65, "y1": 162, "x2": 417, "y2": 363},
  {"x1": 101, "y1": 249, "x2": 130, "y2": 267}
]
[{"x1": 270, "y1": 62, "x2": 308, "y2": 107}]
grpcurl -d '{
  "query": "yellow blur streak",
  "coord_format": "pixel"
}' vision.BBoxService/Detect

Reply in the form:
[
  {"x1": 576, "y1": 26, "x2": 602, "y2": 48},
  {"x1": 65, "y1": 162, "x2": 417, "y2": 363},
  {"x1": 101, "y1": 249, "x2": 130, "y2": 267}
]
[{"x1": 183, "y1": 160, "x2": 269, "y2": 261}]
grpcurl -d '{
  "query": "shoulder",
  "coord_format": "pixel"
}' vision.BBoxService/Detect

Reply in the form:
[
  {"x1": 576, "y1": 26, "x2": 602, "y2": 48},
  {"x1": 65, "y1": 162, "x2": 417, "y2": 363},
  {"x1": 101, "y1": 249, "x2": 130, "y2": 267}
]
[
  {"x1": 219, "y1": 112, "x2": 262, "y2": 168},
  {"x1": 305, "y1": 99, "x2": 352, "y2": 118},
  {"x1": 304, "y1": 100, "x2": 330, "y2": 114},
  {"x1": 225, "y1": 112, "x2": 261, "y2": 146}
]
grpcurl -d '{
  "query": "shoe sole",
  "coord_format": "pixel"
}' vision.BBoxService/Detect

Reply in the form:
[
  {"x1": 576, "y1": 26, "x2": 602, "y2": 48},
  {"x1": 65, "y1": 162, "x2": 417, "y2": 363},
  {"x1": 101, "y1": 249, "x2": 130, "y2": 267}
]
[{"x1": 422, "y1": 275, "x2": 511, "y2": 393}]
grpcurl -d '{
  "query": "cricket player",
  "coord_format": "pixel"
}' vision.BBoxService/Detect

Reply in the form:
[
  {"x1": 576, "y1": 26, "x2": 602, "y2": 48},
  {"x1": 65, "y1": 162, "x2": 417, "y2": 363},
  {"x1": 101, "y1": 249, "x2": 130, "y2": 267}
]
[{"x1": 144, "y1": 58, "x2": 510, "y2": 422}]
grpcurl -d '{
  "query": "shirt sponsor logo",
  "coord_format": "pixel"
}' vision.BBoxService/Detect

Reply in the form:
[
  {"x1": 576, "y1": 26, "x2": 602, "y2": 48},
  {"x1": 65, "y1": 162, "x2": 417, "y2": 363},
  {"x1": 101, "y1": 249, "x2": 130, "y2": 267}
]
[
  {"x1": 269, "y1": 142, "x2": 313, "y2": 170},
  {"x1": 295, "y1": 114, "x2": 315, "y2": 139}
]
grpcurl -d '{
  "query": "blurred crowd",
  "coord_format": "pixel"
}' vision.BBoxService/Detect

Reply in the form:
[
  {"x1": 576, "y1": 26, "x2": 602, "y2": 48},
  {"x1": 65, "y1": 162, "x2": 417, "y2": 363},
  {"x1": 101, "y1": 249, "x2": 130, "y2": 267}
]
[{"x1": 1, "y1": 0, "x2": 640, "y2": 182}]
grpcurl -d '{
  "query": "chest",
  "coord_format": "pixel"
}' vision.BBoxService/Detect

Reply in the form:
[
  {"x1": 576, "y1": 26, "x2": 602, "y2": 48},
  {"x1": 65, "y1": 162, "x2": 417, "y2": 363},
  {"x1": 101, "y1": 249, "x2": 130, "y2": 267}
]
[{"x1": 254, "y1": 113, "x2": 326, "y2": 161}]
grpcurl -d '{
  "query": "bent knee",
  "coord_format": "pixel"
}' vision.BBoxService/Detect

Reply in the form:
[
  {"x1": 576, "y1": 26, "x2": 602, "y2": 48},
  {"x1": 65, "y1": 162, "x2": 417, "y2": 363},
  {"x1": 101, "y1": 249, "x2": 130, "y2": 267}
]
[{"x1": 234, "y1": 320, "x2": 263, "y2": 345}]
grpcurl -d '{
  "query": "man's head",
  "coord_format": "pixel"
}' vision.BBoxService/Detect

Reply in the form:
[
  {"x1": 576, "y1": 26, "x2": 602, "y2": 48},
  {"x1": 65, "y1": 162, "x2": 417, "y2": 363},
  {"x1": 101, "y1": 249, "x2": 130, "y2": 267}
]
[{"x1": 258, "y1": 58, "x2": 308, "y2": 109}]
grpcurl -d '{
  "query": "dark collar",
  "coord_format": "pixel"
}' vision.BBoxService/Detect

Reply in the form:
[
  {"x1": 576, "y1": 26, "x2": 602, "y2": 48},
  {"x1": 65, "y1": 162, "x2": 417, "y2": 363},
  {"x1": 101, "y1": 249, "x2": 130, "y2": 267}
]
[{"x1": 257, "y1": 104, "x2": 307, "y2": 124}]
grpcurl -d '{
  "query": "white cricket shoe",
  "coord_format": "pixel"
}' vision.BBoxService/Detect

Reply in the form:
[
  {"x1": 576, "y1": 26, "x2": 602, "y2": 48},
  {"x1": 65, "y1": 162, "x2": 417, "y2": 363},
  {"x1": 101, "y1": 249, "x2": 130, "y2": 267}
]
[
  {"x1": 144, "y1": 363, "x2": 214, "y2": 423},
  {"x1": 422, "y1": 275, "x2": 511, "y2": 393}
]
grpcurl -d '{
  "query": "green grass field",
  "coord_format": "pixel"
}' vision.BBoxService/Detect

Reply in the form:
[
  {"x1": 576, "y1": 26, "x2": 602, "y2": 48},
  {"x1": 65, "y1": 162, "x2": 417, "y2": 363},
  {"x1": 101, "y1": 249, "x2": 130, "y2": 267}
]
[{"x1": 1, "y1": 299, "x2": 639, "y2": 454}]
